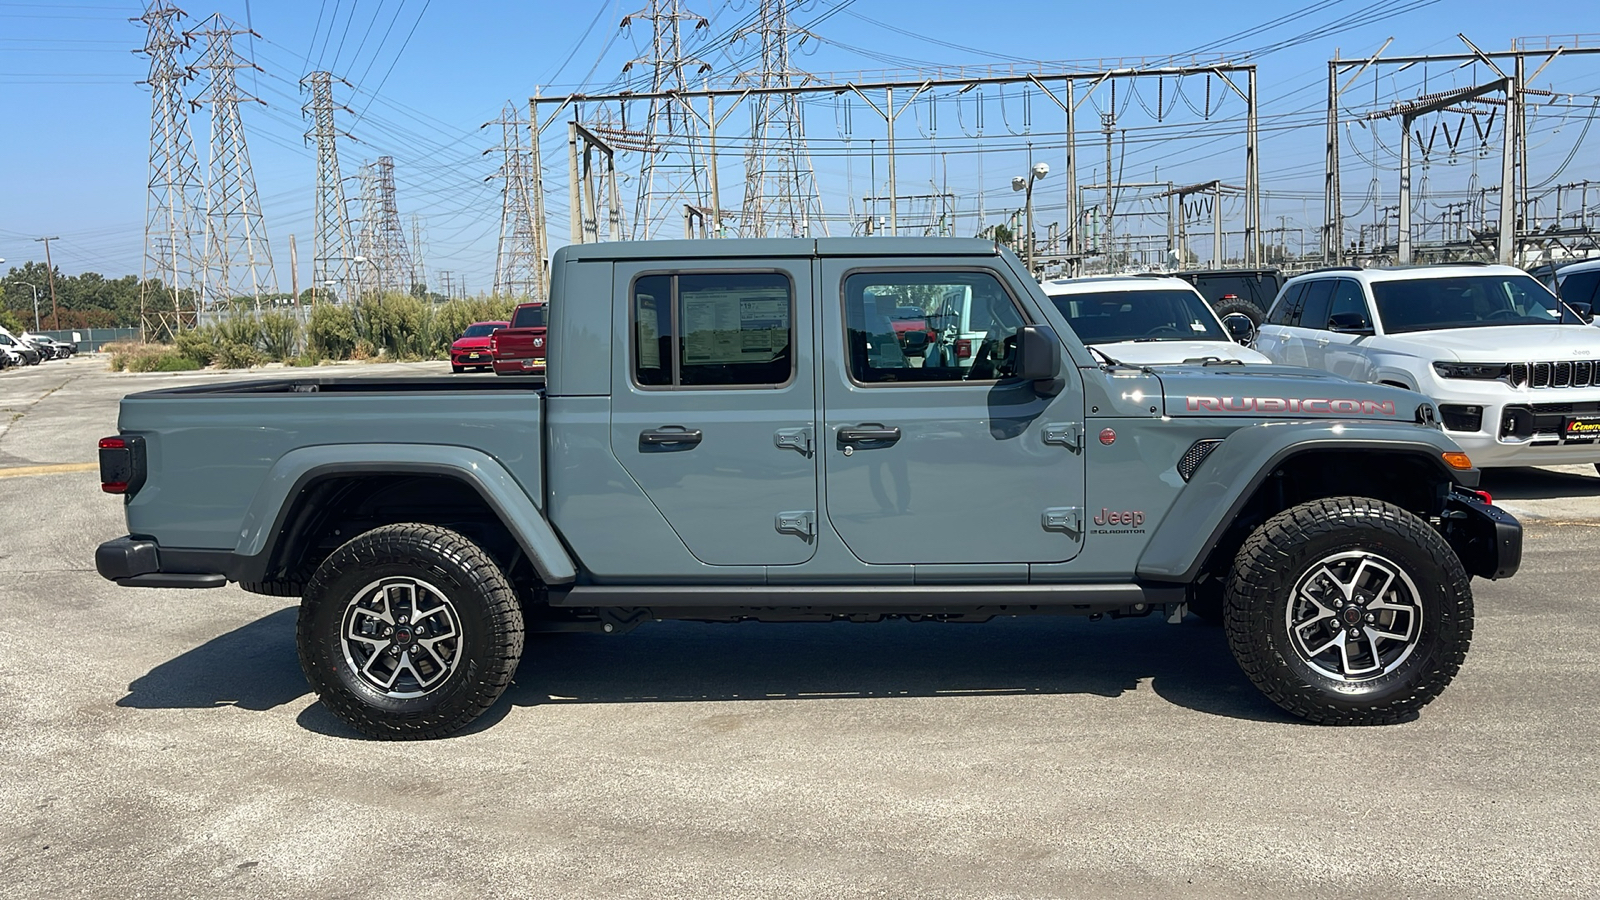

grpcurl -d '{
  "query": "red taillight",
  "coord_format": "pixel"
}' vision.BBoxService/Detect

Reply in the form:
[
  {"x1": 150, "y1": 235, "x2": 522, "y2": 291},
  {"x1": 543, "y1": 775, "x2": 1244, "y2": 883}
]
[
  {"x1": 99, "y1": 434, "x2": 144, "y2": 496},
  {"x1": 956, "y1": 339, "x2": 972, "y2": 359}
]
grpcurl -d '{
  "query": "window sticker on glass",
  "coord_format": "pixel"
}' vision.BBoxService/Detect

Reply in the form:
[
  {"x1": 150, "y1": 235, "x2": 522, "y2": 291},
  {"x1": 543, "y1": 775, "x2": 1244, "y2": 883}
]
[{"x1": 637, "y1": 297, "x2": 661, "y2": 369}]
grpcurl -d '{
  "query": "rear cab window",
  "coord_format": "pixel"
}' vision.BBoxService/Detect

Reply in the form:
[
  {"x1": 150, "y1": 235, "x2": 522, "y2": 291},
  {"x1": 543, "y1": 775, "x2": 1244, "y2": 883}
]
[{"x1": 511, "y1": 305, "x2": 547, "y2": 328}]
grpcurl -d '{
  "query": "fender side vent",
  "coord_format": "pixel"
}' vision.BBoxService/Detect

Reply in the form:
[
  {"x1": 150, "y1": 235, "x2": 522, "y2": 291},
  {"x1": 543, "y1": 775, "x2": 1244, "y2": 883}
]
[{"x1": 1177, "y1": 439, "x2": 1224, "y2": 481}]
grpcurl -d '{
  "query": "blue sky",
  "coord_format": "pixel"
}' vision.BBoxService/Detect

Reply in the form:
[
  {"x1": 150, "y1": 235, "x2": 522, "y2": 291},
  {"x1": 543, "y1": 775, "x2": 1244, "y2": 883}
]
[{"x1": 2, "y1": 0, "x2": 1597, "y2": 289}]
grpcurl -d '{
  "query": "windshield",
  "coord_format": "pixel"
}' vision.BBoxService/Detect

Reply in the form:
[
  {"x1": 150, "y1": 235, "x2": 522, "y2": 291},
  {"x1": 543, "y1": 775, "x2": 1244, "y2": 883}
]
[
  {"x1": 1048, "y1": 289, "x2": 1227, "y2": 344},
  {"x1": 511, "y1": 305, "x2": 546, "y2": 328},
  {"x1": 1372, "y1": 274, "x2": 1578, "y2": 333},
  {"x1": 461, "y1": 323, "x2": 505, "y2": 338}
]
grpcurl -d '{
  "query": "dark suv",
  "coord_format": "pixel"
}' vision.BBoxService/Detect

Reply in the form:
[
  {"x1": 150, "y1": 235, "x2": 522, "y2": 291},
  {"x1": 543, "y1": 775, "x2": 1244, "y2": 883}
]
[{"x1": 1173, "y1": 268, "x2": 1284, "y2": 327}]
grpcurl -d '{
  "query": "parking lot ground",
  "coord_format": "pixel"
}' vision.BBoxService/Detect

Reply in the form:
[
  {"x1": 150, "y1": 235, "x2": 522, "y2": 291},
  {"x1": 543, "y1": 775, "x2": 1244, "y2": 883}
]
[{"x1": 2, "y1": 358, "x2": 1598, "y2": 899}]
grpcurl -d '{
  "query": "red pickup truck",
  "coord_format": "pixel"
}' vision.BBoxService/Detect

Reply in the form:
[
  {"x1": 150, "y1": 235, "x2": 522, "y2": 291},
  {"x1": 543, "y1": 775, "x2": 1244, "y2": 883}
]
[{"x1": 490, "y1": 302, "x2": 548, "y2": 376}]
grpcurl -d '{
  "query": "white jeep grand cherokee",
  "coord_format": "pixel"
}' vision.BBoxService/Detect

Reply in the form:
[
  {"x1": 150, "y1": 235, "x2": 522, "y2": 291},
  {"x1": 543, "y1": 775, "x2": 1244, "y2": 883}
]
[{"x1": 1255, "y1": 263, "x2": 1600, "y2": 469}]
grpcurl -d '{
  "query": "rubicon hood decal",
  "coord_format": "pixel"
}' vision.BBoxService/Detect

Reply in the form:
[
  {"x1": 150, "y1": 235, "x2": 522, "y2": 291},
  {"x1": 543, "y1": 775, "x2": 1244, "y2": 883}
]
[{"x1": 1186, "y1": 396, "x2": 1397, "y2": 415}]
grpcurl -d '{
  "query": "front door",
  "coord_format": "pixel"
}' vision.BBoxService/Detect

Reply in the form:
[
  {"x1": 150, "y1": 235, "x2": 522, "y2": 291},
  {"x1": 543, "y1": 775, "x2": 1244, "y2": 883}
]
[
  {"x1": 609, "y1": 260, "x2": 818, "y2": 566},
  {"x1": 819, "y1": 262, "x2": 1086, "y2": 565}
]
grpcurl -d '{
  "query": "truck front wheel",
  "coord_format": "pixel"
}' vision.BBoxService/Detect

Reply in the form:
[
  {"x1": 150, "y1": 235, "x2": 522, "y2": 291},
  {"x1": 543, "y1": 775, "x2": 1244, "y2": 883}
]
[
  {"x1": 296, "y1": 523, "x2": 525, "y2": 739},
  {"x1": 1224, "y1": 497, "x2": 1472, "y2": 725}
]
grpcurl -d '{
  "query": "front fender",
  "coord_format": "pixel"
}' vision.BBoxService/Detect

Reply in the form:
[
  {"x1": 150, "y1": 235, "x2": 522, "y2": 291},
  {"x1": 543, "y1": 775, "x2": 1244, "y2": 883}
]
[
  {"x1": 1135, "y1": 422, "x2": 1474, "y2": 583},
  {"x1": 235, "y1": 443, "x2": 576, "y2": 585}
]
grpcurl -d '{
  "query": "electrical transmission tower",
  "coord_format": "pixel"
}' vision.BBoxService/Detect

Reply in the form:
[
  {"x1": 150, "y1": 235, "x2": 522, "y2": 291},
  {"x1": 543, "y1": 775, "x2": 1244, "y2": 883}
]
[
  {"x1": 189, "y1": 14, "x2": 277, "y2": 308},
  {"x1": 354, "y1": 157, "x2": 413, "y2": 296},
  {"x1": 135, "y1": 1, "x2": 204, "y2": 338},
  {"x1": 621, "y1": 0, "x2": 712, "y2": 238},
  {"x1": 731, "y1": 0, "x2": 827, "y2": 238},
  {"x1": 487, "y1": 104, "x2": 543, "y2": 298},
  {"x1": 410, "y1": 214, "x2": 428, "y2": 294},
  {"x1": 302, "y1": 71, "x2": 356, "y2": 304}
]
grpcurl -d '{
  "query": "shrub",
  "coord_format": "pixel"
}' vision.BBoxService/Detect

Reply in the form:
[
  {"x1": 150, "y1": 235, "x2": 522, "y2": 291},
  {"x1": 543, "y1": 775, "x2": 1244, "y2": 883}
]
[
  {"x1": 258, "y1": 311, "x2": 301, "y2": 361},
  {"x1": 214, "y1": 341, "x2": 263, "y2": 369},
  {"x1": 307, "y1": 303, "x2": 358, "y2": 359},
  {"x1": 215, "y1": 314, "x2": 263, "y2": 350},
  {"x1": 173, "y1": 326, "x2": 220, "y2": 366}
]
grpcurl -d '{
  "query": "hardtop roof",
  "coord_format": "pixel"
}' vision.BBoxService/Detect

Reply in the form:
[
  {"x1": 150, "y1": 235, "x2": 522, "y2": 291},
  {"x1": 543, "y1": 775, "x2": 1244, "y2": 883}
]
[{"x1": 553, "y1": 236, "x2": 1004, "y2": 263}]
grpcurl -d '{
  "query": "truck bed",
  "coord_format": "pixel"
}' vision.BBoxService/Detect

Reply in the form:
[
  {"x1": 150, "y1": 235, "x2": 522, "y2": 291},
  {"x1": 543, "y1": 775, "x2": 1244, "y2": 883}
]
[{"x1": 117, "y1": 377, "x2": 545, "y2": 552}]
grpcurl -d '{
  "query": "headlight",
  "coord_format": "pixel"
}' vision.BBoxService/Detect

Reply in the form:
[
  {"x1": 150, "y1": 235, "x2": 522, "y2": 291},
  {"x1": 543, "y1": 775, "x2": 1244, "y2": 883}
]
[{"x1": 1432, "y1": 362, "x2": 1508, "y2": 380}]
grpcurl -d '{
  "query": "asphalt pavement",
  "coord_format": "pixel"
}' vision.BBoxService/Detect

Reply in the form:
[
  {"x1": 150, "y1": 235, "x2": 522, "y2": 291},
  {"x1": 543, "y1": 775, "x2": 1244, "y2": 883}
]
[{"x1": 1, "y1": 356, "x2": 1597, "y2": 899}]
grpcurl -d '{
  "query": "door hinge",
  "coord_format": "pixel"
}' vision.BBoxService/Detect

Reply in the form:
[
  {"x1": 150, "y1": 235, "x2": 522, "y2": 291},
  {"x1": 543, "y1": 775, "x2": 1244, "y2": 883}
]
[
  {"x1": 1043, "y1": 423, "x2": 1084, "y2": 452},
  {"x1": 774, "y1": 427, "x2": 813, "y2": 455},
  {"x1": 1042, "y1": 506, "x2": 1084, "y2": 535},
  {"x1": 775, "y1": 510, "x2": 816, "y2": 538}
]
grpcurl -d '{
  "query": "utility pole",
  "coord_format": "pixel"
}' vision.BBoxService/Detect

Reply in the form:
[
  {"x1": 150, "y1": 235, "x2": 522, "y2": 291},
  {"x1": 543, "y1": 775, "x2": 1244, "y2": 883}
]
[
  {"x1": 34, "y1": 236, "x2": 59, "y2": 330},
  {"x1": 134, "y1": 0, "x2": 203, "y2": 340},
  {"x1": 189, "y1": 14, "x2": 276, "y2": 310}
]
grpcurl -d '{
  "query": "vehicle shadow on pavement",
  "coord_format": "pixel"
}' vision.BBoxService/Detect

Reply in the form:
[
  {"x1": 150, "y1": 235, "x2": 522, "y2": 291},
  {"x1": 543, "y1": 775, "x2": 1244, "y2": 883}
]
[
  {"x1": 454, "y1": 614, "x2": 1293, "y2": 734},
  {"x1": 118, "y1": 607, "x2": 310, "y2": 712},
  {"x1": 1480, "y1": 466, "x2": 1600, "y2": 500},
  {"x1": 116, "y1": 607, "x2": 1295, "y2": 738}
]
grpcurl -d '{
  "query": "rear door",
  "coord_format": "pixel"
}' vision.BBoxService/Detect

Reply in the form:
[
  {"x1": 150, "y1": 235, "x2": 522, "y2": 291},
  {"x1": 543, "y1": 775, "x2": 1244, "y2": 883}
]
[
  {"x1": 608, "y1": 260, "x2": 818, "y2": 566},
  {"x1": 1320, "y1": 278, "x2": 1379, "y2": 380},
  {"x1": 818, "y1": 261, "x2": 1085, "y2": 565}
]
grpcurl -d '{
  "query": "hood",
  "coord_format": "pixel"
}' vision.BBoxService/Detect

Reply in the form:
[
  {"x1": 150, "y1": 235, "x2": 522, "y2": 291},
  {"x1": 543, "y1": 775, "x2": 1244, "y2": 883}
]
[
  {"x1": 1379, "y1": 324, "x2": 1600, "y2": 361},
  {"x1": 1157, "y1": 365, "x2": 1430, "y2": 422},
  {"x1": 452, "y1": 335, "x2": 494, "y2": 350},
  {"x1": 1094, "y1": 339, "x2": 1272, "y2": 366}
]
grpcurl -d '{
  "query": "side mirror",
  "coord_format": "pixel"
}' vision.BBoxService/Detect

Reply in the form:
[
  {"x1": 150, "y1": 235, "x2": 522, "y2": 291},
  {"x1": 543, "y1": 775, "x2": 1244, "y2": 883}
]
[
  {"x1": 1014, "y1": 324, "x2": 1063, "y2": 395},
  {"x1": 1221, "y1": 312, "x2": 1256, "y2": 346},
  {"x1": 1327, "y1": 312, "x2": 1374, "y2": 335},
  {"x1": 1568, "y1": 301, "x2": 1593, "y2": 324}
]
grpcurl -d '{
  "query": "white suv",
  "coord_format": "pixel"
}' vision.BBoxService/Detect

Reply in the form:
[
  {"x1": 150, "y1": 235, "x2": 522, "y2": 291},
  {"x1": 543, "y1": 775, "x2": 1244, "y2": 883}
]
[
  {"x1": 1255, "y1": 263, "x2": 1600, "y2": 468},
  {"x1": 1042, "y1": 275, "x2": 1272, "y2": 366}
]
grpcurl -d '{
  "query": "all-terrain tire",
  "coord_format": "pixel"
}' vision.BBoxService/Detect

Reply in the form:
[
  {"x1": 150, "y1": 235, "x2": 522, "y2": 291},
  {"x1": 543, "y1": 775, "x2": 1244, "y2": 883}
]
[
  {"x1": 1211, "y1": 296, "x2": 1266, "y2": 329},
  {"x1": 297, "y1": 523, "x2": 524, "y2": 740},
  {"x1": 1224, "y1": 497, "x2": 1472, "y2": 725}
]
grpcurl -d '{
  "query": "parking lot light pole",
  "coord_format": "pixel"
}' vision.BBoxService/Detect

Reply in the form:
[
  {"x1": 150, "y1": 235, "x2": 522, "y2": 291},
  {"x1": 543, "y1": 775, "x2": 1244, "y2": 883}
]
[
  {"x1": 8, "y1": 280, "x2": 41, "y2": 331},
  {"x1": 1012, "y1": 163, "x2": 1049, "y2": 275}
]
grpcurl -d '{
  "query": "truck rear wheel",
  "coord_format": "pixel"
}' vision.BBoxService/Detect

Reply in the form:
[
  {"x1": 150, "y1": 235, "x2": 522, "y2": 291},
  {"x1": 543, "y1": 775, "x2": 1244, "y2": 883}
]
[
  {"x1": 1224, "y1": 497, "x2": 1472, "y2": 725},
  {"x1": 296, "y1": 523, "x2": 524, "y2": 740}
]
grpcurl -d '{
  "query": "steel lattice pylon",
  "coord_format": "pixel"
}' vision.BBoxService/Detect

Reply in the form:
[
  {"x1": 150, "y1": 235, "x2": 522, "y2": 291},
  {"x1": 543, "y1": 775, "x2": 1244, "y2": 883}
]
[
  {"x1": 489, "y1": 104, "x2": 542, "y2": 298},
  {"x1": 621, "y1": 0, "x2": 712, "y2": 239},
  {"x1": 302, "y1": 71, "x2": 356, "y2": 305},
  {"x1": 135, "y1": 1, "x2": 204, "y2": 338},
  {"x1": 732, "y1": 0, "x2": 827, "y2": 238},
  {"x1": 189, "y1": 14, "x2": 277, "y2": 309}
]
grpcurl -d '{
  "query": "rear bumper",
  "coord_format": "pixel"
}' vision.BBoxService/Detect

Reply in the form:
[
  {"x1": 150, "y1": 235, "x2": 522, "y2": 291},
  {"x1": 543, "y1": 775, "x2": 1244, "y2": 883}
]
[
  {"x1": 492, "y1": 357, "x2": 546, "y2": 376},
  {"x1": 96, "y1": 536, "x2": 229, "y2": 588}
]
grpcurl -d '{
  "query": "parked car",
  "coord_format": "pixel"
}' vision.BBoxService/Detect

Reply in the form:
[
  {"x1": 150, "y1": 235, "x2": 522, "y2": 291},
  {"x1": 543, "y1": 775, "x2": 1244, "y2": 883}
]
[
  {"x1": 1042, "y1": 275, "x2": 1272, "y2": 365},
  {"x1": 97, "y1": 237, "x2": 1519, "y2": 739},
  {"x1": 0, "y1": 330, "x2": 41, "y2": 365},
  {"x1": 0, "y1": 343, "x2": 17, "y2": 369},
  {"x1": 29, "y1": 336, "x2": 67, "y2": 359},
  {"x1": 450, "y1": 320, "x2": 510, "y2": 373},
  {"x1": 889, "y1": 305, "x2": 932, "y2": 355},
  {"x1": 1172, "y1": 267, "x2": 1284, "y2": 328},
  {"x1": 490, "y1": 302, "x2": 547, "y2": 376},
  {"x1": 1254, "y1": 263, "x2": 1600, "y2": 469},
  {"x1": 1552, "y1": 258, "x2": 1600, "y2": 318}
]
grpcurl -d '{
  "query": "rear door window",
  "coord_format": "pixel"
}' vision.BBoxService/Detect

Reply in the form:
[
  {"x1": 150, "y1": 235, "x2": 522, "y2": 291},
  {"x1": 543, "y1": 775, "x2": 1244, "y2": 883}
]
[
  {"x1": 1267, "y1": 283, "x2": 1306, "y2": 326},
  {"x1": 1296, "y1": 280, "x2": 1335, "y2": 331},
  {"x1": 631, "y1": 272, "x2": 794, "y2": 388}
]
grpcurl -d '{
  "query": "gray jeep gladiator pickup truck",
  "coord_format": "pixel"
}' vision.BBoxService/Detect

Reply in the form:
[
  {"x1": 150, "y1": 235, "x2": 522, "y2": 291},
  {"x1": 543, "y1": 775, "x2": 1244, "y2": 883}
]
[{"x1": 96, "y1": 238, "x2": 1522, "y2": 739}]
